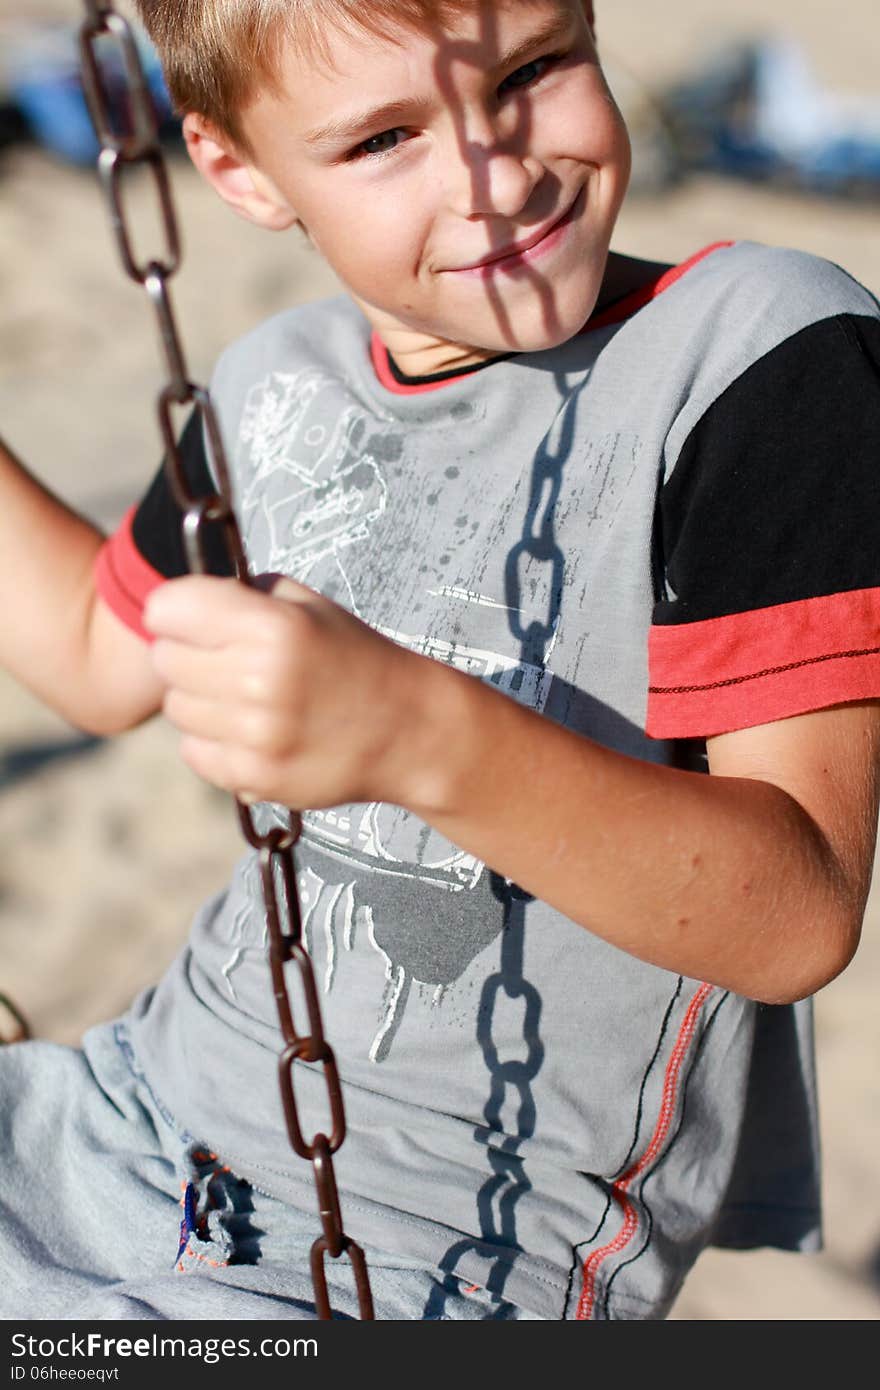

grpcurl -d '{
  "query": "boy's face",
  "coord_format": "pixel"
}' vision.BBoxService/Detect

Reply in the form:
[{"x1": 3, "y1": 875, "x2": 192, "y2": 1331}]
[{"x1": 227, "y1": 0, "x2": 630, "y2": 370}]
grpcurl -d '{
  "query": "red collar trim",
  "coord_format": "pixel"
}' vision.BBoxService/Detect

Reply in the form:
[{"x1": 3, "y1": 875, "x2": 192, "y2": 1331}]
[
  {"x1": 586, "y1": 240, "x2": 735, "y2": 332},
  {"x1": 369, "y1": 333, "x2": 466, "y2": 395},
  {"x1": 370, "y1": 240, "x2": 735, "y2": 395}
]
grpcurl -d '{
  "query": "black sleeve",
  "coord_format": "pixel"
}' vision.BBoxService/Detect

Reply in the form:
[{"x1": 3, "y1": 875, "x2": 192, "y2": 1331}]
[
  {"x1": 131, "y1": 406, "x2": 236, "y2": 579},
  {"x1": 654, "y1": 313, "x2": 880, "y2": 624},
  {"x1": 646, "y1": 312, "x2": 880, "y2": 739}
]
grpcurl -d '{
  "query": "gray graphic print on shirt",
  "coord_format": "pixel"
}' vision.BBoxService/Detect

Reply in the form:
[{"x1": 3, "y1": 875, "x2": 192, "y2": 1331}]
[
  {"x1": 128, "y1": 247, "x2": 872, "y2": 1315},
  {"x1": 227, "y1": 368, "x2": 556, "y2": 1060}
]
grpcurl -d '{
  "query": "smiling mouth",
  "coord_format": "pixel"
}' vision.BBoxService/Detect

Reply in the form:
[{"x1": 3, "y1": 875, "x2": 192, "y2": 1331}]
[{"x1": 448, "y1": 188, "x2": 585, "y2": 275}]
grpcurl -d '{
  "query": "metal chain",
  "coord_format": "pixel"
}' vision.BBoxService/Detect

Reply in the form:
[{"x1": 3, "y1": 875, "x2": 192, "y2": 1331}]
[{"x1": 77, "y1": 0, "x2": 373, "y2": 1319}]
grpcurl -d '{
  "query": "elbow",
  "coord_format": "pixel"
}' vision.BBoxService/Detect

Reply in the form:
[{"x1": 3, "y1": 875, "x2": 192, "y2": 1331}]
[
  {"x1": 64, "y1": 696, "x2": 157, "y2": 739},
  {"x1": 750, "y1": 906, "x2": 863, "y2": 1006},
  {"x1": 80, "y1": 709, "x2": 155, "y2": 739}
]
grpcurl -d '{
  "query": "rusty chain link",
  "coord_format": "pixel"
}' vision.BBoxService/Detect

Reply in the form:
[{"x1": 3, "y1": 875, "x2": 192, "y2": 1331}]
[{"x1": 78, "y1": 0, "x2": 373, "y2": 1320}]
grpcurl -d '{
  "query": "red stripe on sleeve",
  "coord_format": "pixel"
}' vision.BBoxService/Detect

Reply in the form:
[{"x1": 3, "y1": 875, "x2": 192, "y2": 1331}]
[
  {"x1": 647, "y1": 588, "x2": 880, "y2": 739},
  {"x1": 93, "y1": 505, "x2": 165, "y2": 643}
]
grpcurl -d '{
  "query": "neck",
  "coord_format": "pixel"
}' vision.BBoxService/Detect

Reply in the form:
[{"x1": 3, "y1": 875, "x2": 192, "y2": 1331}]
[
  {"x1": 357, "y1": 311, "x2": 501, "y2": 378},
  {"x1": 388, "y1": 340, "x2": 501, "y2": 378},
  {"x1": 358, "y1": 252, "x2": 674, "y2": 379},
  {"x1": 592, "y1": 251, "x2": 672, "y2": 314}
]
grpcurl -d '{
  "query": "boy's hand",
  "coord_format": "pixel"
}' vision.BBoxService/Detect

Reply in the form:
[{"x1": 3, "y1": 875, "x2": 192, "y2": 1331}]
[{"x1": 143, "y1": 574, "x2": 427, "y2": 810}]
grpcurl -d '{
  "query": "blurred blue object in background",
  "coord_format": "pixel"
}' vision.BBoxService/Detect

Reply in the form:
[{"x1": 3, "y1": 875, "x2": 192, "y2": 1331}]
[
  {"x1": 660, "y1": 35, "x2": 880, "y2": 198},
  {"x1": 0, "y1": 19, "x2": 177, "y2": 165}
]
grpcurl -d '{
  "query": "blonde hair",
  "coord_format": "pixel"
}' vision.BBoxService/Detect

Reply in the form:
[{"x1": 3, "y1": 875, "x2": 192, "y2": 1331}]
[{"x1": 135, "y1": 0, "x2": 474, "y2": 152}]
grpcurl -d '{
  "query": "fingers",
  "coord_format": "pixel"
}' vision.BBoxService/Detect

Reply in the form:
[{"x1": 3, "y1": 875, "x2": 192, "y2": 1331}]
[
  {"x1": 147, "y1": 577, "x2": 316, "y2": 706},
  {"x1": 177, "y1": 732, "x2": 276, "y2": 802},
  {"x1": 263, "y1": 574, "x2": 318, "y2": 607},
  {"x1": 151, "y1": 634, "x2": 276, "y2": 704},
  {"x1": 163, "y1": 684, "x2": 295, "y2": 758},
  {"x1": 162, "y1": 687, "x2": 242, "y2": 744},
  {"x1": 143, "y1": 574, "x2": 316, "y2": 646},
  {"x1": 144, "y1": 576, "x2": 239, "y2": 646},
  {"x1": 141, "y1": 571, "x2": 382, "y2": 809}
]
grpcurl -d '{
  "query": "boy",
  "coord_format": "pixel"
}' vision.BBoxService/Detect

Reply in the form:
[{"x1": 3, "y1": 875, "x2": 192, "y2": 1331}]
[{"x1": 1, "y1": 0, "x2": 880, "y2": 1320}]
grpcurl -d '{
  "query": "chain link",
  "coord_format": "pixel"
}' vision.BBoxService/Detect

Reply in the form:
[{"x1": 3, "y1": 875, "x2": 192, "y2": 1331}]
[{"x1": 77, "y1": 2, "x2": 373, "y2": 1319}]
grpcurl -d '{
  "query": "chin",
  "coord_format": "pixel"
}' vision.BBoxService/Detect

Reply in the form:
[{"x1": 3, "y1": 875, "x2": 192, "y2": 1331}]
[
  {"x1": 478, "y1": 277, "x2": 605, "y2": 356},
  {"x1": 489, "y1": 305, "x2": 598, "y2": 356},
  {"x1": 517, "y1": 319, "x2": 590, "y2": 354}
]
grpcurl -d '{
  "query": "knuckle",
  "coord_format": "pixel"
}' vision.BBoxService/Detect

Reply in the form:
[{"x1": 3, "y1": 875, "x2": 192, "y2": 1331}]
[
  {"x1": 241, "y1": 706, "x2": 275, "y2": 750},
  {"x1": 162, "y1": 687, "x2": 181, "y2": 723},
  {"x1": 241, "y1": 667, "x2": 272, "y2": 704},
  {"x1": 243, "y1": 644, "x2": 298, "y2": 706},
  {"x1": 179, "y1": 734, "x2": 210, "y2": 776},
  {"x1": 151, "y1": 638, "x2": 173, "y2": 677},
  {"x1": 237, "y1": 750, "x2": 273, "y2": 798},
  {"x1": 243, "y1": 644, "x2": 283, "y2": 700},
  {"x1": 255, "y1": 610, "x2": 287, "y2": 650}
]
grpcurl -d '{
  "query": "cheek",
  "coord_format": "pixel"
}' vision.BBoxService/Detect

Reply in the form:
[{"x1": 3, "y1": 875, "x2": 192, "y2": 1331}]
[
  {"x1": 288, "y1": 176, "x2": 360, "y2": 249},
  {"x1": 328, "y1": 204, "x2": 423, "y2": 288},
  {"x1": 600, "y1": 89, "x2": 633, "y2": 171},
  {"x1": 553, "y1": 72, "x2": 629, "y2": 167}
]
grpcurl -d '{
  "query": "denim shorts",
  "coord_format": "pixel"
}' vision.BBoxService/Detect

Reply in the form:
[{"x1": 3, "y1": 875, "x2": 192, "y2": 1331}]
[{"x1": 0, "y1": 1020, "x2": 538, "y2": 1321}]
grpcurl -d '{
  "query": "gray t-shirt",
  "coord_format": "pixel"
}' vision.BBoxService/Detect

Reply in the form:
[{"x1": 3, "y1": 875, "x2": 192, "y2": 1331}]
[{"x1": 113, "y1": 241, "x2": 880, "y2": 1319}]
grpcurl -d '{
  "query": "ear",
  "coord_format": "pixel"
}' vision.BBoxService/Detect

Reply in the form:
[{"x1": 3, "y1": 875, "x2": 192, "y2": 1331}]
[
  {"x1": 182, "y1": 113, "x2": 299, "y2": 231},
  {"x1": 582, "y1": 1, "x2": 596, "y2": 37}
]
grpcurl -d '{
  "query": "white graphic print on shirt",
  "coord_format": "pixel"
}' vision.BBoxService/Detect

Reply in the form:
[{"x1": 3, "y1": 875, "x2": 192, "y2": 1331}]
[{"x1": 229, "y1": 370, "x2": 555, "y2": 1059}]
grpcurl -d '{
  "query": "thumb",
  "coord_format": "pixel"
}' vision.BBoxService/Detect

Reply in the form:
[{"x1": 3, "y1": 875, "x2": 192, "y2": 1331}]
[{"x1": 251, "y1": 572, "x2": 314, "y2": 604}]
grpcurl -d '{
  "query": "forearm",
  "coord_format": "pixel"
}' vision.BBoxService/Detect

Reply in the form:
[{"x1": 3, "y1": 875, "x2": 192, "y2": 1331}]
[
  {"x1": 0, "y1": 437, "x2": 159, "y2": 732},
  {"x1": 405, "y1": 660, "x2": 858, "y2": 1004},
  {"x1": 140, "y1": 575, "x2": 875, "y2": 1002}
]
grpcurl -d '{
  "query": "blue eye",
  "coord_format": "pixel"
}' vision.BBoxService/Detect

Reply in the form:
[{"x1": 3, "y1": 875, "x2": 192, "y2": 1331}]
[
  {"x1": 499, "y1": 56, "x2": 550, "y2": 94},
  {"x1": 359, "y1": 129, "x2": 406, "y2": 157}
]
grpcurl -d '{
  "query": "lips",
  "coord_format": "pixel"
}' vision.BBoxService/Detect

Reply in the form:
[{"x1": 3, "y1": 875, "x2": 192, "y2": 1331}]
[{"x1": 446, "y1": 189, "x2": 584, "y2": 274}]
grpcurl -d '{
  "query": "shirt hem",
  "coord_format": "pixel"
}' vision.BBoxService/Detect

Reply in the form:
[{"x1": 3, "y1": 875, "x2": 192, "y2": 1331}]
[
  {"x1": 647, "y1": 588, "x2": 880, "y2": 737},
  {"x1": 94, "y1": 505, "x2": 165, "y2": 642}
]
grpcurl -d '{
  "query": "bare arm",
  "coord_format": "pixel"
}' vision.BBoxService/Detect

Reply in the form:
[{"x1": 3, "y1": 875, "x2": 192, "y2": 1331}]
[
  {"x1": 0, "y1": 436, "x2": 164, "y2": 734},
  {"x1": 144, "y1": 575, "x2": 880, "y2": 1006},
  {"x1": 414, "y1": 663, "x2": 880, "y2": 1004}
]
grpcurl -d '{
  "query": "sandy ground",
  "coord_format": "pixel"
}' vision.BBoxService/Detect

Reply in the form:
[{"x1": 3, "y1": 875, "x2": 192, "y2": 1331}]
[{"x1": 1, "y1": 0, "x2": 879, "y2": 1321}]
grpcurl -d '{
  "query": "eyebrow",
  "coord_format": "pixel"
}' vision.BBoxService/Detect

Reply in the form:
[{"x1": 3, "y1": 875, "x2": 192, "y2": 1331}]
[
  {"x1": 302, "y1": 12, "x2": 576, "y2": 149},
  {"x1": 492, "y1": 12, "x2": 575, "y2": 78},
  {"x1": 304, "y1": 99, "x2": 425, "y2": 150}
]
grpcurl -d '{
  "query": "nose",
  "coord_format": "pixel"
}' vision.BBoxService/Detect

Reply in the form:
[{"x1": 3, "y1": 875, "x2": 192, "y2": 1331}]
[{"x1": 443, "y1": 126, "x2": 544, "y2": 220}]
